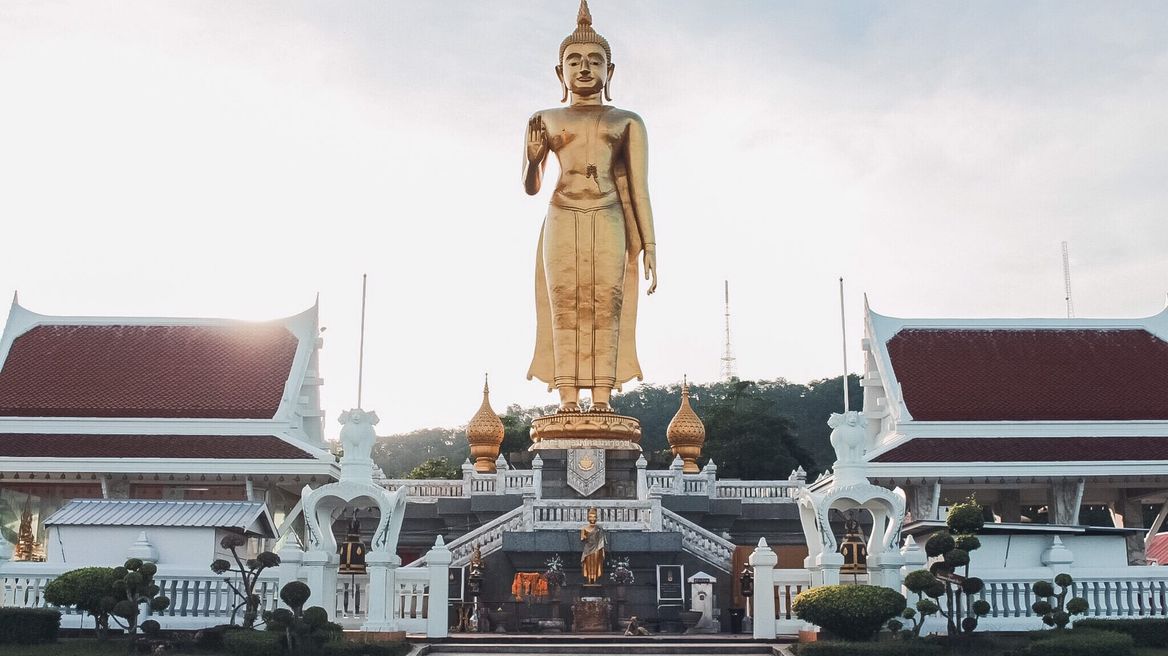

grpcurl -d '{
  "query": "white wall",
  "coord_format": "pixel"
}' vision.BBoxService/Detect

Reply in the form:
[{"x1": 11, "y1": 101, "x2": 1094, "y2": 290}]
[
  {"x1": 46, "y1": 526, "x2": 215, "y2": 567},
  {"x1": 967, "y1": 533, "x2": 1128, "y2": 571}
]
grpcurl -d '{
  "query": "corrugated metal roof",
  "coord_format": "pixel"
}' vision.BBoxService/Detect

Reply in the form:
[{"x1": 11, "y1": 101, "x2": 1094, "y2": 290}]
[{"x1": 44, "y1": 500, "x2": 276, "y2": 537}]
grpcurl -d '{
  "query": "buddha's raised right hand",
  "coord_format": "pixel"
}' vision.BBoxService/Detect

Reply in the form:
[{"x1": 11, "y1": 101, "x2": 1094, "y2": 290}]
[{"x1": 527, "y1": 114, "x2": 549, "y2": 163}]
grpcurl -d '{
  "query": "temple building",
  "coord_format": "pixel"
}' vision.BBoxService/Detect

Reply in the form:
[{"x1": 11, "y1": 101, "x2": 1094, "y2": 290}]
[{"x1": 0, "y1": 296, "x2": 337, "y2": 557}]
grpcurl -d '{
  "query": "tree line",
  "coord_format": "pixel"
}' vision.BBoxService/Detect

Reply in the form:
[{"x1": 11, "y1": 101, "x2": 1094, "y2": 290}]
[{"x1": 372, "y1": 374, "x2": 862, "y2": 481}]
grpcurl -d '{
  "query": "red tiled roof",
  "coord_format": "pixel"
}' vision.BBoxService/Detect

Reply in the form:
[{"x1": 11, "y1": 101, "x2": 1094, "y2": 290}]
[
  {"x1": 871, "y1": 437, "x2": 1168, "y2": 463},
  {"x1": 1148, "y1": 533, "x2": 1168, "y2": 565},
  {"x1": 886, "y1": 329, "x2": 1168, "y2": 421},
  {"x1": 0, "y1": 434, "x2": 316, "y2": 459},
  {"x1": 0, "y1": 324, "x2": 298, "y2": 418}
]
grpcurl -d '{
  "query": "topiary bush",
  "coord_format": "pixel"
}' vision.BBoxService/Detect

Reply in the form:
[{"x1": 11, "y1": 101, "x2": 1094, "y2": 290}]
[
  {"x1": 0, "y1": 608, "x2": 61, "y2": 644},
  {"x1": 223, "y1": 629, "x2": 283, "y2": 656},
  {"x1": 903, "y1": 497, "x2": 992, "y2": 638},
  {"x1": 792, "y1": 584, "x2": 906, "y2": 641},
  {"x1": 211, "y1": 533, "x2": 281, "y2": 628},
  {"x1": 42, "y1": 566, "x2": 119, "y2": 639},
  {"x1": 1073, "y1": 618, "x2": 1168, "y2": 647},
  {"x1": 264, "y1": 581, "x2": 340, "y2": 655},
  {"x1": 107, "y1": 557, "x2": 170, "y2": 652},
  {"x1": 1031, "y1": 572, "x2": 1089, "y2": 629}
]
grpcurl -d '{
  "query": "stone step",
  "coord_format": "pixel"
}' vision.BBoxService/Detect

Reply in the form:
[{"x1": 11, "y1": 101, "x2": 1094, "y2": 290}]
[{"x1": 421, "y1": 641, "x2": 782, "y2": 655}]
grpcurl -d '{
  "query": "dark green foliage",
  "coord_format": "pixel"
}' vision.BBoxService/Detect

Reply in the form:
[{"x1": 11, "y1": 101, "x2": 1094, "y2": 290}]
[
  {"x1": 792, "y1": 584, "x2": 906, "y2": 641},
  {"x1": 904, "y1": 570, "x2": 938, "y2": 593},
  {"x1": 947, "y1": 501, "x2": 985, "y2": 533},
  {"x1": 320, "y1": 643, "x2": 411, "y2": 656},
  {"x1": 1031, "y1": 573, "x2": 1088, "y2": 629},
  {"x1": 794, "y1": 640, "x2": 942, "y2": 656},
  {"x1": 404, "y1": 457, "x2": 460, "y2": 480},
  {"x1": 954, "y1": 535, "x2": 981, "y2": 551},
  {"x1": 943, "y1": 548, "x2": 969, "y2": 567},
  {"x1": 223, "y1": 629, "x2": 283, "y2": 656},
  {"x1": 42, "y1": 567, "x2": 119, "y2": 637},
  {"x1": 140, "y1": 620, "x2": 160, "y2": 635},
  {"x1": 193, "y1": 624, "x2": 242, "y2": 650},
  {"x1": 925, "y1": 532, "x2": 954, "y2": 557},
  {"x1": 211, "y1": 534, "x2": 280, "y2": 628},
  {"x1": 962, "y1": 577, "x2": 984, "y2": 595},
  {"x1": 0, "y1": 608, "x2": 61, "y2": 644},
  {"x1": 1026, "y1": 628, "x2": 1134, "y2": 656},
  {"x1": 107, "y1": 557, "x2": 170, "y2": 651},
  {"x1": 1074, "y1": 618, "x2": 1168, "y2": 647},
  {"x1": 281, "y1": 582, "x2": 311, "y2": 611},
  {"x1": 302, "y1": 606, "x2": 329, "y2": 628}
]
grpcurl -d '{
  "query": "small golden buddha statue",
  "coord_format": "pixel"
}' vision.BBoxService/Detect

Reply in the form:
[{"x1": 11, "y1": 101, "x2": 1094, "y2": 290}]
[
  {"x1": 524, "y1": 0, "x2": 658, "y2": 414},
  {"x1": 579, "y1": 507, "x2": 606, "y2": 584}
]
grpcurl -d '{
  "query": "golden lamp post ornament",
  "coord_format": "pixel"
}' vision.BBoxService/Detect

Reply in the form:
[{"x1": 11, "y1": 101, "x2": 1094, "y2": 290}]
[
  {"x1": 466, "y1": 375, "x2": 505, "y2": 473},
  {"x1": 666, "y1": 378, "x2": 706, "y2": 473},
  {"x1": 525, "y1": 0, "x2": 657, "y2": 447}
]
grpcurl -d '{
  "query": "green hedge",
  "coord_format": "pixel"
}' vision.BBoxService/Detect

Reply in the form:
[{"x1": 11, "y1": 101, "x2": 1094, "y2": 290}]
[
  {"x1": 1075, "y1": 618, "x2": 1168, "y2": 647},
  {"x1": 223, "y1": 629, "x2": 283, "y2": 656},
  {"x1": 795, "y1": 640, "x2": 942, "y2": 656},
  {"x1": 1027, "y1": 629, "x2": 1134, "y2": 656},
  {"x1": 322, "y1": 643, "x2": 412, "y2": 656},
  {"x1": 0, "y1": 608, "x2": 61, "y2": 644}
]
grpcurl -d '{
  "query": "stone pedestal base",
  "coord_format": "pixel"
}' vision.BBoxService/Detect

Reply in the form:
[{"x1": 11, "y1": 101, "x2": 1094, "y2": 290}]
[
  {"x1": 530, "y1": 411, "x2": 641, "y2": 451},
  {"x1": 571, "y1": 597, "x2": 612, "y2": 632}
]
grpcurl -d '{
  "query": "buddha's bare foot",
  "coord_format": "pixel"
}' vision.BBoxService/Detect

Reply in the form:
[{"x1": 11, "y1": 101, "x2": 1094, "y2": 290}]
[
  {"x1": 558, "y1": 402, "x2": 581, "y2": 413},
  {"x1": 590, "y1": 402, "x2": 614, "y2": 413}
]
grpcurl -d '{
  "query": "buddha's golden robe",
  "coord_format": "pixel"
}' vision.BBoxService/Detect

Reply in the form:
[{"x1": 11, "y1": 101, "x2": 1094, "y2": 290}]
[{"x1": 528, "y1": 166, "x2": 644, "y2": 390}]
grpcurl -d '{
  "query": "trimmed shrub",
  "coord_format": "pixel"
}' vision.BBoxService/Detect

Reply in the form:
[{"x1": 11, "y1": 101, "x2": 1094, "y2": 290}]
[
  {"x1": 0, "y1": 607, "x2": 61, "y2": 644},
  {"x1": 1074, "y1": 618, "x2": 1168, "y2": 647},
  {"x1": 223, "y1": 629, "x2": 283, "y2": 656},
  {"x1": 795, "y1": 640, "x2": 943, "y2": 656},
  {"x1": 1026, "y1": 629, "x2": 1133, "y2": 656},
  {"x1": 193, "y1": 623, "x2": 242, "y2": 650},
  {"x1": 42, "y1": 566, "x2": 119, "y2": 637},
  {"x1": 792, "y1": 584, "x2": 906, "y2": 641}
]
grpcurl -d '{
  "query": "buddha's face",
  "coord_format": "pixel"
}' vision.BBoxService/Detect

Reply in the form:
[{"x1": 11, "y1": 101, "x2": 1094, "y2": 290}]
[
  {"x1": 587, "y1": 508, "x2": 598, "y2": 523},
  {"x1": 558, "y1": 43, "x2": 612, "y2": 97}
]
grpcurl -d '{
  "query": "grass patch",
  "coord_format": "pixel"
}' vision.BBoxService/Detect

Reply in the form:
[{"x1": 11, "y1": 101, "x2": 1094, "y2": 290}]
[{"x1": 0, "y1": 639, "x2": 128, "y2": 656}]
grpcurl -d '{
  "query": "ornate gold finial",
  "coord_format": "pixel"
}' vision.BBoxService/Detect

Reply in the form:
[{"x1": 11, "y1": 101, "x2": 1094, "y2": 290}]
[
  {"x1": 560, "y1": 0, "x2": 612, "y2": 63},
  {"x1": 467, "y1": 373, "x2": 505, "y2": 473},
  {"x1": 666, "y1": 376, "x2": 706, "y2": 474}
]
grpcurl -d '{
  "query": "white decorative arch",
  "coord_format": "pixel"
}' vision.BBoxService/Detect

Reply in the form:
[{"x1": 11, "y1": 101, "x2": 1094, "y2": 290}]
[{"x1": 797, "y1": 411, "x2": 907, "y2": 588}]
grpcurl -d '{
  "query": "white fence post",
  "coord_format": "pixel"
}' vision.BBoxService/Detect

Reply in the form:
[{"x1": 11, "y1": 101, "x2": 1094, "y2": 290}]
[
  {"x1": 703, "y1": 460, "x2": 718, "y2": 499},
  {"x1": 750, "y1": 538, "x2": 779, "y2": 640},
  {"x1": 670, "y1": 456, "x2": 685, "y2": 495},
  {"x1": 636, "y1": 454, "x2": 648, "y2": 500},
  {"x1": 302, "y1": 550, "x2": 339, "y2": 620},
  {"x1": 363, "y1": 552, "x2": 393, "y2": 631},
  {"x1": 461, "y1": 459, "x2": 475, "y2": 497},
  {"x1": 495, "y1": 454, "x2": 508, "y2": 495},
  {"x1": 532, "y1": 453, "x2": 544, "y2": 500},
  {"x1": 275, "y1": 544, "x2": 304, "y2": 609},
  {"x1": 426, "y1": 536, "x2": 452, "y2": 638}
]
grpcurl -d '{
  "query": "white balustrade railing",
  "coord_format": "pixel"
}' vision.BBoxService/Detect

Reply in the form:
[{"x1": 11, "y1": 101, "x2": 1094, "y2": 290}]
[
  {"x1": 393, "y1": 568, "x2": 432, "y2": 633},
  {"x1": 661, "y1": 508, "x2": 734, "y2": 572},
  {"x1": 404, "y1": 505, "x2": 527, "y2": 568},
  {"x1": 530, "y1": 499, "x2": 657, "y2": 531},
  {"x1": 716, "y1": 479, "x2": 799, "y2": 502},
  {"x1": 0, "y1": 562, "x2": 284, "y2": 629},
  {"x1": 381, "y1": 478, "x2": 466, "y2": 500},
  {"x1": 772, "y1": 569, "x2": 813, "y2": 621},
  {"x1": 334, "y1": 575, "x2": 368, "y2": 628}
]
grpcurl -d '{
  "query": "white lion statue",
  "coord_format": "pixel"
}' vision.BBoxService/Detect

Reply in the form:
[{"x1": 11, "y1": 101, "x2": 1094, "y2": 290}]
[
  {"x1": 338, "y1": 408, "x2": 379, "y2": 465},
  {"x1": 827, "y1": 410, "x2": 866, "y2": 466}
]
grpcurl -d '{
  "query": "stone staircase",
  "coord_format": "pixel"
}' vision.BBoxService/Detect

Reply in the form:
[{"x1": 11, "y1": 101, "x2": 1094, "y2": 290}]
[{"x1": 418, "y1": 637, "x2": 786, "y2": 655}]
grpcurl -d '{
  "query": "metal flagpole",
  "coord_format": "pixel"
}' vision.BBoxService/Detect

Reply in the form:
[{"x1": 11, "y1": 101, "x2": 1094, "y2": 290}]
[
  {"x1": 839, "y1": 277, "x2": 849, "y2": 413},
  {"x1": 358, "y1": 274, "x2": 367, "y2": 409}
]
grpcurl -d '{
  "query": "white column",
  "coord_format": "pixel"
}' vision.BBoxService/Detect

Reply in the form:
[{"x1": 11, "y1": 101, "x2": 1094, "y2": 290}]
[
  {"x1": 867, "y1": 551, "x2": 906, "y2": 590},
  {"x1": 462, "y1": 459, "x2": 474, "y2": 497},
  {"x1": 750, "y1": 538, "x2": 779, "y2": 640},
  {"x1": 275, "y1": 545, "x2": 304, "y2": 609},
  {"x1": 635, "y1": 454, "x2": 648, "y2": 501},
  {"x1": 816, "y1": 551, "x2": 844, "y2": 586},
  {"x1": 703, "y1": 461, "x2": 718, "y2": 499},
  {"x1": 302, "y1": 550, "x2": 339, "y2": 620},
  {"x1": 495, "y1": 454, "x2": 508, "y2": 494},
  {"x1": 531, "y1": 454, "x2": 544, "y2": 500},
  {"x1": 900, "y1": 534, "x2": 927, "y2": 579},
  {"x1": 670, "y1": 456, "x2": 684, "y2": 495},
  {"x1": 425, "y1": 536, "x2": 452, "y2": 638},
  {"x1": 362, "y1": 551, "x2": 394, "y2": 631}
]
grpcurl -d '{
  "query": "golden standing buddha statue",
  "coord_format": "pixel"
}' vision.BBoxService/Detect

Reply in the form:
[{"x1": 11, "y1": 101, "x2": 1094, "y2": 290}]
[
  {"x1": 579, "y1": 507, "x2": 606, "y2": 584},
  {"x1": 525, "y1": 0, "x2": 657, "y2": 414}
]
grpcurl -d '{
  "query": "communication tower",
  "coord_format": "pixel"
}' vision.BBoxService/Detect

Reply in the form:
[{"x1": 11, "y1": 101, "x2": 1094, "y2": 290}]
[
  {"x1": 720, "y1": 280, "x2": 738, "y2": 381},
  {"x1": 1062, "y1": 241, "x2": 1075, "y2": 319}
]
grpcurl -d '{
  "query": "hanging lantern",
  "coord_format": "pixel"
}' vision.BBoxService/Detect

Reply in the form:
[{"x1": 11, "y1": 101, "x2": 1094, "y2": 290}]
[
  {"x1": 338, "y1": 513, "x2": 367, "y2": 574},
  {"x1": 739, "y1": 563, "x2": 754, "y2": 598},
  {"x1": 839, "y1": 516, "x2": 868, "y2": 575}
]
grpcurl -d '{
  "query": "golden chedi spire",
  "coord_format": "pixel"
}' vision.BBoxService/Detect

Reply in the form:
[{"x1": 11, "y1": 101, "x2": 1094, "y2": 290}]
[
  {"x1": 467, "y1": 374, "x2": 505, "y2": 473},
  {"x1": 667, "y1": 377, "x2": 706, "y2": 474}
]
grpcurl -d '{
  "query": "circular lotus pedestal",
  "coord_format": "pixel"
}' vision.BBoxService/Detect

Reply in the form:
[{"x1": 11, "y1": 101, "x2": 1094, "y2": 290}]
[{"x1": 529, "y1": 411, "x2": 642, "y2": 451}]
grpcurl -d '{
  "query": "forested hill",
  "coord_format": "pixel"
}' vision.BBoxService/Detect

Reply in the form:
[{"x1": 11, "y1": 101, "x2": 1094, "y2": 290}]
[{"x1": 372, "y1": 375, "x2": 862, "y2": 480}]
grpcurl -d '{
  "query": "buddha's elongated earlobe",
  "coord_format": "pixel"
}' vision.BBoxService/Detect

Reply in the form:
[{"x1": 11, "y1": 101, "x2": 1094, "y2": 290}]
[
  {"x1": 556, "y1": 65, "x2": 568, "y2": 103},
  {"x1": 604, "y1": 63, "x2": 615, "y2": 101}
]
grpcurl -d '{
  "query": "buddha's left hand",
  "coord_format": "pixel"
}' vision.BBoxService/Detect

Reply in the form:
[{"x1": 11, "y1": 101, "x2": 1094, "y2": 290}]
[{"x1": 644, "y1": 245, "x2": 657, "y2": 295}]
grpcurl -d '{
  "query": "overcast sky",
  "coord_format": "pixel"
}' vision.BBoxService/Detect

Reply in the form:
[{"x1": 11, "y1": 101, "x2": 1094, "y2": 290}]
[{"x1": 1, "y1": 1, "x2": 1166, "y2": 434}]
